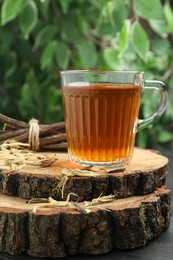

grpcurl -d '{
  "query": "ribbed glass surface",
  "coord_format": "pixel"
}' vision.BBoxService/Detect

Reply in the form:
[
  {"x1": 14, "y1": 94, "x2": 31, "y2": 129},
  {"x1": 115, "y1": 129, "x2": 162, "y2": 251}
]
[{"x1": 62, "y1": 83, "x2": 141, "y2": 166}]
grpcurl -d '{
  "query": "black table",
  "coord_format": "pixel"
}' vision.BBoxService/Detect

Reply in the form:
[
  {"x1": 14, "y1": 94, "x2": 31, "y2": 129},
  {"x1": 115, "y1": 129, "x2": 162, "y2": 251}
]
[{"x1": 0, "y1": 150, "x2": 173, "y2": 260}]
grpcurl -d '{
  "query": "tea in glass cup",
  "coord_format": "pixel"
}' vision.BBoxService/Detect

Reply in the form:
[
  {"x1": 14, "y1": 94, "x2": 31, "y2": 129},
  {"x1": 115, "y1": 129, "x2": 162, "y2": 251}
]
[{"x1": 60, "y1": 70, "x2": 168, "y2": 169}]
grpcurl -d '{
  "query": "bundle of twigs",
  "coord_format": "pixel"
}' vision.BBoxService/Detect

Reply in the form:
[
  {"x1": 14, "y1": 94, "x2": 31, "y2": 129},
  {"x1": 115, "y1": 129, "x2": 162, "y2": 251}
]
[{"x1": 0, "y1": 113, "x2": 67, "y2": 151}]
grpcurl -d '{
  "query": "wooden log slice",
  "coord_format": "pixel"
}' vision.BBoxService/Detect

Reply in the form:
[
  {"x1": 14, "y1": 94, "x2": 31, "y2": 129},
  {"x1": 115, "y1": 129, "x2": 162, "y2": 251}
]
[
  {"x1": 0, "y1": 148, "x2": 168, "y2": 201},
  {"x1": 0, "y1": 186, "x2": 171, "y2": 258}
]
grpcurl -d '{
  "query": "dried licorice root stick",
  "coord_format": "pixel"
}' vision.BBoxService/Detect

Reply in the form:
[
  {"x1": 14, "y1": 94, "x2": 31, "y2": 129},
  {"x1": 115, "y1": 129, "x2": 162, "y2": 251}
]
[
  {"x1": 0, "y1": 113, "x2": 28, "y2": 129},
  {"x1": 0, "y1": 113, "x2": 67, "y2": 151}
]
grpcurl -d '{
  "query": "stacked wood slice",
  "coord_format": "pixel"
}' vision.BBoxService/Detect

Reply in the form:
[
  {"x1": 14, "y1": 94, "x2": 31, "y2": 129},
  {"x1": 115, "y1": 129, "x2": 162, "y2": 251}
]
[{"x1": 0, "y1": 144, "x2": 171, "y2": 258}]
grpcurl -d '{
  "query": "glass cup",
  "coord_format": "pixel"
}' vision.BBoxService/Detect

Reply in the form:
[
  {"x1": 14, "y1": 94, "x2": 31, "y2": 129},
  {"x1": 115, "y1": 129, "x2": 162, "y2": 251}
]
[{"x1": 60, "y1": 70, "x2": 168, "y2": 169}]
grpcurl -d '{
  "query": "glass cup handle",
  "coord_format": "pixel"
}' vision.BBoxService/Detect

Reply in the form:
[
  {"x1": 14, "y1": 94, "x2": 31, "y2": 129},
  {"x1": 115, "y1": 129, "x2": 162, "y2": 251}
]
[{"x1": 138, "y1": 80, "x2": 169, "y2": 132}]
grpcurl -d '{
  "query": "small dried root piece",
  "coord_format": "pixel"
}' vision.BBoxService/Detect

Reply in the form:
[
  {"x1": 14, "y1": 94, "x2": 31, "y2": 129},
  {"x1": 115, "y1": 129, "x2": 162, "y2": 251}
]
[
  {"x1": 84, "y1": 194, "x2": 116, "y2": 212},
  {"x1": 61, "y1": 165, "x2": 126, "y2": 177},
  {"x1": 32, "y1": 193, "x2": 81, "y2": 213},
  {"x1": 28, "y1": 193, "x2": 116, "y2": 214},
  {"x1": 27, "y1": 198, "x2": 49, "y2": 204},
  {"x1": 50, "y1": 176, "x2": 69, "y2": 199},
  {"x1": 61, "y1": 168, "x2": 106, "y2": 177}
]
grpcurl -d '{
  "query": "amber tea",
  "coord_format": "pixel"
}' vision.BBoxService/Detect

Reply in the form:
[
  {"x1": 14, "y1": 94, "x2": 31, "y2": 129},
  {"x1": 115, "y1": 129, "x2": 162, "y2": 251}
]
[
  {"x1": 63, "y1": 83, "x2": 141, "y2": 164},
  {"x1": 60, "y1": 71, "x2": 168, "y2": 169}
]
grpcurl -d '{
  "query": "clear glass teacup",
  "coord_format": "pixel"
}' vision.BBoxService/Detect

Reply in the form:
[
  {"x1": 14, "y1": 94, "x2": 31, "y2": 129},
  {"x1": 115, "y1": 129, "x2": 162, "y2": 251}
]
[{"x1": 60, "y1": 70, "x2": 168, "y2": 169}]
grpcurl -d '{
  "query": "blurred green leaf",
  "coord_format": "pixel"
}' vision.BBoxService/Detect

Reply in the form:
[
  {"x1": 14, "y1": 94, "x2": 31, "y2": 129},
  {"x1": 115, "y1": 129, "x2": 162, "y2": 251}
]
[
  {"x1": 34, "y1": 25, "x2": 58, "y2": 49},
  {"x1": 83, "y1": 5, "x2": 100, "y2": 24},
  {"x1": 151, "y1": 38, "x2": 170, "y2": 55},
  {"x1": 18, "y1": 83, "x2": 34, "y2": 118},
  {"x1": 163, "y1": 0, "x2": 173, "y2": 32},
  {"x1": 75, "y1": 10, "x2": 88, "y2": 33},
  {"x1": 78, "y1": 41, "x2": 97, "y2": 69},
  {"x1": 19, "y1": 0, "x2": 38, "y2": 39},
  {"x1": 149, "y1": 19, "x2": 168, "y2": 38},
  {"x1": 158, "y1": 130, "x2": 173, "y2": 143},
  {"x1": 96, "y1": 22, "x2": 115, "y2": 37},
  {"x1": 137, "y1": 130, "x2": 148, "y2": 148},
  {"x1": 99, "y1": 0, "x2": 115, "y2": 26},
  {"x1": 62, "y1": 13, "x2": 80, "y2": 44},
  {"x1": 44, "y1": 87, "x2": 63, "y2": 122},
  {"x1": 4, "y1": 51, "x2": 17, "y2": 78},
  {"x1": 131, "y1": 21, "x2": 149, "y2": 62},
  {"x1": 36, "y1": 0, "x2": 51, "y2": 21},
  {"x1": 118, "y1": 19, "x2": 131, "y2": 56},
  {"x1": 0, "y1": 27, "x2": 13, "y2": 53},
  {"x1": 40, "y1": 41, "x2": 58, "y2": 69},
  {"x1": 59, "y1": 0, "x2": 71, "y2": 13},
  {"x1": 97, "y1": 0, "x2": 129, "y2": 36},
  {"x1": 164, "y1": 76, "x2": 173, "y2": 121},
  {"x1": 111, "y1": 0, "x2": 129, "y2": 29},
  {"x1": 1, "y1": 0, "x2": 25, "y2": 25},
  {"x1": 123, "y1": 44, "x2": 137, "y2": 62},
  {"x1": 103, "y1": 47, "x2": 120, "y2": 69},
  {"x1": 56, "y1": 42, "x2": 71, "y2": 70},
  {"x1": 133, "y1": 0, "x2": 164, "y2": 20},
  {"x1": 141, "y1": 88, "x2": 160, "y2": 118},
  {"x1": 21, "y1": 83, "x2": 32, "y2": 103}
]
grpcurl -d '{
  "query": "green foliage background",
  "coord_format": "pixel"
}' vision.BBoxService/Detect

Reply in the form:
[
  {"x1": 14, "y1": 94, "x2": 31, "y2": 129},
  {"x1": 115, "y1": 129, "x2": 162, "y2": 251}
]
[{"x1": 0, "y1": 0, "x2": 173, "y2": 149}]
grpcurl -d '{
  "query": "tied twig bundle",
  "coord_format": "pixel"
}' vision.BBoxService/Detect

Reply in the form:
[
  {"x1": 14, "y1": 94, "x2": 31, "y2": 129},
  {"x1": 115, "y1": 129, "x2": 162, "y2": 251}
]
[{"x1": 0, "y1": 113, "x2": 67, "y2": 151}]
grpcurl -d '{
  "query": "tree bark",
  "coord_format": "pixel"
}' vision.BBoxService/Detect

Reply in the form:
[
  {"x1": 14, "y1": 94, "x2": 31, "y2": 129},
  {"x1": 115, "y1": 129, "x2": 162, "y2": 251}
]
[
  {"x1": 0, "y1": 148, "x2": 168, "y2": 201},
  {"x1": 0, "y1": 186, "x2": 171, "y2": 258}
]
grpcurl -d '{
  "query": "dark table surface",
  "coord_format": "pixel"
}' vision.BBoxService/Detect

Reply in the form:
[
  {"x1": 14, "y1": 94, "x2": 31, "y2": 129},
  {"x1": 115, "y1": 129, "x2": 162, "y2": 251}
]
[{"x1": 0, "y1": 150, "x2": 172, "y2": 260}]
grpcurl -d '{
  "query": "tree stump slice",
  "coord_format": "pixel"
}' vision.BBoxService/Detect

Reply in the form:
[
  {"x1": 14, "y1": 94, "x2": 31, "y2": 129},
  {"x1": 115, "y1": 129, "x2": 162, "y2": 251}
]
[
  {"x1": 0, "y1": 148, "x2": 168, "y2": 201},
  {"x1": 0, "y1": 186, "x2": 171, "y2": 258}
]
